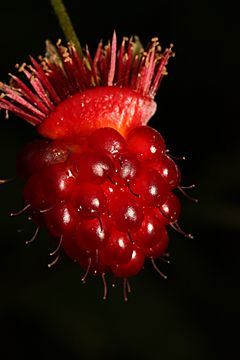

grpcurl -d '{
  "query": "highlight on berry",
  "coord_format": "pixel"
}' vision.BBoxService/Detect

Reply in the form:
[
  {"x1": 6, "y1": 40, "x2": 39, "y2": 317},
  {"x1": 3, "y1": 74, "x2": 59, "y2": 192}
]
[{"x1": 0, "y1": 32, "x2": 197, "y2": 301}]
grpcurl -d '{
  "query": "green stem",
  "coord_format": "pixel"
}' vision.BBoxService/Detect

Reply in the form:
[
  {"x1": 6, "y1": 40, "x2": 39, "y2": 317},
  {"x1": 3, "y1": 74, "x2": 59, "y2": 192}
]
[{"x1": 50, "y1": 0, "x2": 83, "y2": 57}]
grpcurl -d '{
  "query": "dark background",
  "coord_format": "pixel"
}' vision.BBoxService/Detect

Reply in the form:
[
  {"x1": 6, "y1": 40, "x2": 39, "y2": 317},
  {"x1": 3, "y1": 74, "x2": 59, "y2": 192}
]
[{"x1": 0, "y1": 0, "x2": 239, "y2": 359}]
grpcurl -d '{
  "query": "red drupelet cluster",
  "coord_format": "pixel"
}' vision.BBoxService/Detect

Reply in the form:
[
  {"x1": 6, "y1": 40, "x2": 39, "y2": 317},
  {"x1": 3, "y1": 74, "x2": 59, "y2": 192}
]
[
  {"x1": 18, "y1": 125, "x2": 182, "y2": 288},
  {"x1": 0, "y1": 33, "x2": 196, "y2": 300}
]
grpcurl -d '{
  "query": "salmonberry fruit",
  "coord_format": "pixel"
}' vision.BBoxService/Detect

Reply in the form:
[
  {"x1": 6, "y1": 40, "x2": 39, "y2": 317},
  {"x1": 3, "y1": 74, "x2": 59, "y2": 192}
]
[
  {"x1": 88, "y1": 127, "x2": 127, "y2": 156},
  {"x1": 71, "y1": 183, "x2": 107, "y2": 219},
  {"x1": 108, "y1": 188, "x2": 144, "y2": 232},
  {"x1": 72, "y1": 150, "x2": 114, "y2": 184},
  {"x1": 112, "y1": 246, "x2": 145, "y2": 278},
  {"x1": 75, "y1": 213, "x2": 112, "y2": 251},
  {"x1": 131, "y1": 208, "x2": 166, "y2": 250},
  {"x1": 44, "y1": 203, "x2": 77, "y2": 238},
  {"x1": 127, "y1": 125, "x2": 166, "y2": 161},
  {"x1": 0, "y1": 32, "x2": 195, "y2": 300},
  {"x1": 150, "y1": 154, "x2": 181, "y2": 189},
  {"x1": 143, "y1": 227, "x2": 169, "y2": 259},
  {"x1": 131, "y1": 167, "x2": 169, "y2": 206},
  {"x1": 99, "y1": 230, "x2": 133, "y2": 266}
]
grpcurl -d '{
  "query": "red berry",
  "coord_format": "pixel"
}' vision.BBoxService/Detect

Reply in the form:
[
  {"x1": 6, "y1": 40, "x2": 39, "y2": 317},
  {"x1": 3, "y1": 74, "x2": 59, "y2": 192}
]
[
  {"x1": 88, "y1": 127, "x2": 127, "y2": 156},
  {"x1": 75, "y1": 213, "x2": 112, "y2": 251},
  {"x1": 108, "y1": 188, "x2": 144, "y2": 232},
  {"x1": 143, "y1": 226, "x2": 169, "y2": 259},
  {"x1": 18, "y1": 124, "x2": 184, "y2": 298},
  {"x1": 112, "y1": 246, "x2": 145, "y2": 278},
  {"x1": 44, "y1": 203, "x2": 77, "y2": 237},
  {"x1": 127, "y1": 125, "x2": 166, "y2": 161},
  {"x1": 0, "y1": 33, "x2": 187, "y2": 299},
  {"x1": 131, "y1": 208, "x2": 166, "y2": 249},
  {"x1": 40, "y1": 163, "x2": 77, "y2": 205},
  {"x1": 23, "y1": 171, "x2": 50, "y2": 211},
  {"x1": 150, "y1": 155, "x2": 181, "y2": 189},
  {"x1": 99, "y1": 230, "x2": 133, "y2": 266},
  {"x1": 71, "y1": 183, "x2": 107, "y2": 219},
  {"x1": 72, "y1": 150, "x2": 114, "y2": 184},
  {"x1": 113, "y1": 152, "x2": 141, "y2": 185},
  {"x1": 17, "y1": 139, "x2": 69, "y2": 179},
  {"x1": 131, "y1": 167, "x2": 169, "y2": 206},
  {"x1": 160, "y1": 192, "x2": 181, "y2": 223}
]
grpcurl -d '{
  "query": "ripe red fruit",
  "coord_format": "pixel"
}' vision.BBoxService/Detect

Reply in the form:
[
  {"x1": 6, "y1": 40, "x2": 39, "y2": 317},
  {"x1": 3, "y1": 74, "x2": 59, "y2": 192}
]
[
  {"x1": 0, "y1": 33, "x2": 194, "y2": 300},
  {"x1": 114, "y1": 152, "x2": 141, "y2": 185},
  {"x1": 88, "y1": 127, "x2": 128, "y2": 156},
  {"x1": 143, "y1": 227, "x2": 169, "y2": 259},
  {"x1": 112, "y1": 246, "x2": 145, "y2": 278},
  {"x1": 131, "y1": 208, "x2": 166, "y2": 249},
  {"x1": 40, "y1": 163, "x2": 77, "y2": 205},
  {"x1": 44, "y1": 203, "x2": 77, "y2": 237},
  {"x1": 150, "y1": 154, "x2": 181, "y2": 189},
  {"x1": 160, "y1": 192, "x2": 181, "y2": 223},
  {"x1": 108, "y1": 188, "x2": 144, "y2": 232},
  {"x1": 71, "y1": 183, "x2": 107, "y2": 219},
  {"x1": 72, "y1": 150, "x2": 114, "y2": 184},
  {"x1": 131, "y1": 167, "x2": 169, "y2": 206},
  {"x1": 75, "y1": 213, "x2": 112, "y2": 251},
  {"x1": 99, "y1": 230, "x2": 133, "y2": 266},
  {"x1": 127, "y1": 125, "x2": 166, "y2": 161},
  {"x1": 23, "y1": 174, "x2": 46, "y2": 211}
]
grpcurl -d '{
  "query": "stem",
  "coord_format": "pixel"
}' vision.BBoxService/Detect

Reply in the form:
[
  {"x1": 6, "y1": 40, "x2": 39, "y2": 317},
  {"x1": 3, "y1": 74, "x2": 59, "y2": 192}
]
[{"x1": 50, "y1": 0, "x2": 83, "y2": 57}]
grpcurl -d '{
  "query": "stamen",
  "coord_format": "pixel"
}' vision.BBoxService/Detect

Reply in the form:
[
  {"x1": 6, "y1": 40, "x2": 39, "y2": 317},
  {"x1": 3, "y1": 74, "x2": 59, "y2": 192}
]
[
  {"x1": 0, "y1": 35, "x2": 173, "y2": 127},
  {"x1": 108, "y1": 31, "x2": 117, "y2": 86}
]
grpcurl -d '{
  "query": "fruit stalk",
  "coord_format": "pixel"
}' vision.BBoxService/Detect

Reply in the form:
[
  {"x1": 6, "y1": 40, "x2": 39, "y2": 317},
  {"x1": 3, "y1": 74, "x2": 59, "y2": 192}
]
[{"x1": 50, "y1": 0, "x2": 83, "y2": 57}]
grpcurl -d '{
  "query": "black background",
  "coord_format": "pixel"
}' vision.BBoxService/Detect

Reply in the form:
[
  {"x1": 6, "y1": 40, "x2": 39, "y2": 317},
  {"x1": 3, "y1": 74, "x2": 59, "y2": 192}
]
[{"x1": 0, "y1": 1, "x2": 239, "y2": 359}]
